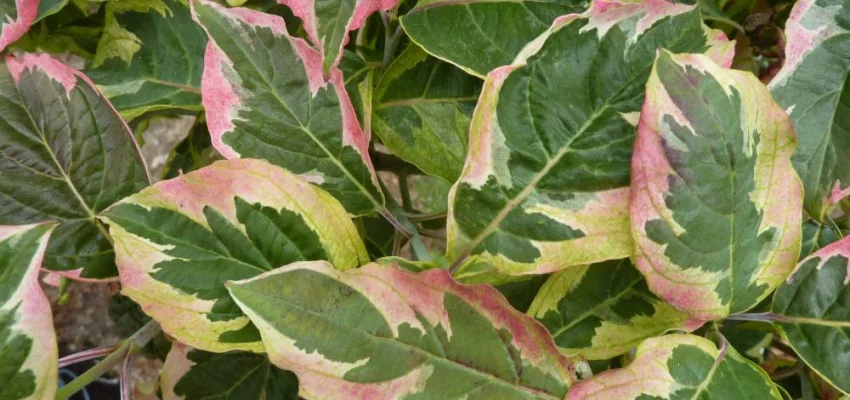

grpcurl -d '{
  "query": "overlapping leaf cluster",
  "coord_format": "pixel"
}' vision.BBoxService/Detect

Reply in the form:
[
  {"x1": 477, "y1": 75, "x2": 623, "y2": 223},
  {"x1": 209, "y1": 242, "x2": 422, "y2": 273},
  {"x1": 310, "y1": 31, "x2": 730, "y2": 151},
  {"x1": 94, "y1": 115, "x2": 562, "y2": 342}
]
[{"x1": 1, "y1": 0, "x2": 849, "y2": 398}]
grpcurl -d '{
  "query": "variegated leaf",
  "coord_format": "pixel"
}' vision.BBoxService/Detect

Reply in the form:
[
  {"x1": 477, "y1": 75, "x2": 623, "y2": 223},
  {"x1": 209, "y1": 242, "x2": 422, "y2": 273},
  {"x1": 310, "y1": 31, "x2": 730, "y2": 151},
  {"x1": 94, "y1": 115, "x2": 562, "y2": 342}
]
[
  {"x1": 630, "y1": 50, "x2": 802, "y2": 320},
  {"x1": 0, "y1": 0, "x2": 38, "y2": 52},
  {"x1": 87, "y1": 0, "x2": 206, "y2": 120},
  {"x1": 769, "y1": 0, "x2": 850, "y2": 221},
  {"x1": 160, "y1": 342, "x2": 299, "y2": 400},
  {"x1": 447, "y1": 0, "x2": 735, "y2": 282},
  {"x1": 0, "y1": 54, "x2": 150, "y2": 280},
  {"x1": 772, "y1": 235, "x2": 850, "y2": 394},
  {"x1": 400, "y1": 0, "x2": 585, "y2": 77},
  {"x1": 567, "y1": 334, "x2": 782, "y2": 399},
  {"x1": 227, "y1": 260, "x2": 578, "y2": 400},
  {"x1": 99, "y1": 159, "x2": 369, "y2": 353},
  {"x1": 276, "y1": 0, "x2": 398, "y2": 75},
  {"x1": 193, "y1": 0, "x2": 385, "y2": 216},
  {"x1": 0, "y1": 223, "x2": 58, "y2": 400},
  {"x1": 373, "y1": 44, "x2": 482, "y2": 182},
  {"x1": 528, "y1": 259, "x2": 702, "y2": 360}
]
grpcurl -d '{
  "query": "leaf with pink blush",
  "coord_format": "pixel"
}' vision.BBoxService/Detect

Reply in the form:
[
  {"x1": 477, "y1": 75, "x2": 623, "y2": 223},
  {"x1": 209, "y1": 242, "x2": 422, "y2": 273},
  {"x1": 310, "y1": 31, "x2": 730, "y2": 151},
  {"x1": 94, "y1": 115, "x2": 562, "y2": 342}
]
[{"x1": 0, "y1": 223, "x2": 59, "y2": 400}]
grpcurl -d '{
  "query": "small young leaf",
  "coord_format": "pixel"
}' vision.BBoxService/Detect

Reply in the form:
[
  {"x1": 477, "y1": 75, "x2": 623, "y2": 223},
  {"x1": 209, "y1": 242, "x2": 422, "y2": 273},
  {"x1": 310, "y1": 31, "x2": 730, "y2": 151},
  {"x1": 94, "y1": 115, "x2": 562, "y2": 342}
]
[
  {"x1": 772, "y1": 235, "x2": 850, "y2": 394},
  {"x1": 0, "y1": 0, "x2": 38, "y2": 52},
  {"x1": 400, "y1": 0, "x2": 585, "y2": 77},
  {"x1": 769, "y1": 0, "x2": 850, "y2": 221},
  {"x1": 277, "y1": 0, "x2": 399, "y2": 74},
  {"x1": 528, "y1": 259, "x2": 702, "y2": 360},
  {"x1": 0, "y1": 223, "x2": 58, "y2": 400},
  {"x1": 86, "y1": 0, "x2": 207, "y2": 120},
  {"x1": 100, "y1": 159, "x2": 369, "y2": 352},
  {"x1": 0, "y1": 53, "x2": 150, "y2": 279},
  {"x1": 227, "y1": 261, "x2": 578, "y2": 399},
  {"x1": 630, "y1": 51, "x2": 802, "y2": 320},
  {"x1": 447, "y1": 0, "x2": 734, "y2": 282},
  {"x1": 193, "y1": 0, "x2": 385, "y2": 216},
  {"x1": 567, "y1": 334, "x2": 782, "y2": 399},
  {"x1": 373, "y1": 44, "x2": 482, "y2": 182},
  {"x1": 160, "y1": 343, "x2": 299, "y2": 400}
]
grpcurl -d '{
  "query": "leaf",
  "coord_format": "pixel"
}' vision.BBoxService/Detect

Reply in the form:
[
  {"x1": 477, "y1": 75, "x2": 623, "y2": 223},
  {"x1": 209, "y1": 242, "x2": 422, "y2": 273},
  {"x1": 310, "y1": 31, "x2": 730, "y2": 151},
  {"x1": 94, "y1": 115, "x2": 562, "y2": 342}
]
[
  {"x1": 160, "y1": 342, "x2": 299, "y2": 400},
  {"x1": 768, "y1": 0, "x2": 850, "y2": 221},
  {"x1": 772, "y1": 235, "x2": 850, "y2": 395},
  {"x1": 399, "y1": 0, "x2": 585, "y2": 77},
  {"x1": 99, "y1": 158, "x2": 369, "y2": 352},
  {"x1": 276, "y1": 0, "x2": 399, "y2": 74},
  {"x1": 0, "y1": 223, "x2": 58, "y2": 400},
  {"x1": 0, "y1": 53, "x2": 150, "y2": 279},
  {"x1": 86, "y1": 0, "x2": 206, "y2": 120},
  {"x1": 92, "y1": 0, "x2": 171, "y2": 67},
  {"x1": 0, "y1": 0, "x2": 38, "y2": 52},
  {"x1": 528, "y1": 259, "x2": 702, "y2": 360},
  {"x1": 227, "y1": 260, "x2": 578, "y2": 399},
  {"x1": 800, "y1": 219, "x2": 841, "y2": 259},
  {"x1": 193, "y1": 0, "x2": 385, "y2": 216},
  {"x1": 566, "y1": 334, "x2": 782, "y2": 399},
  {"x1": 631, "y1": 50, "x2": 803, "y2": 320},
  {"x1": 161, "y1": 120, "x2": 221, "y2": 180},
  {"x1": 720, "y1": 320, "x2": 773, "y2": 362},
  {"x1": 373, "y1": 44, "x2": 482, "y2": 182},
  {"x1": 447, "y1": 0, "x2": 735, "y2": 282}
]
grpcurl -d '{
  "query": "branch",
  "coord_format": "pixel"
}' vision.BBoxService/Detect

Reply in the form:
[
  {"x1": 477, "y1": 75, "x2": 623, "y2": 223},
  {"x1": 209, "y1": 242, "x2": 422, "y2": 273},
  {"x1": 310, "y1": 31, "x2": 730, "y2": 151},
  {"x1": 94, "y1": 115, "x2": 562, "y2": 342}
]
[{"x1": 56, "y1": 320, "x2": 161, "y2": 400}]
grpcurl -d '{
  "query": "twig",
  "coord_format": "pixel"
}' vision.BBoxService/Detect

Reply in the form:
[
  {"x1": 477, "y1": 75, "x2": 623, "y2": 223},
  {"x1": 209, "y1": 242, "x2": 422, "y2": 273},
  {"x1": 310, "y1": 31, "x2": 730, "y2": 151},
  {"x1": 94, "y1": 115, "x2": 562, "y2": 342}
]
[
  {"x1": 58, "y1": 344, "x2": 120, "y2": 368},
  {"x1": 56, "y1": 321, "x2": 161, "y2": 400}
]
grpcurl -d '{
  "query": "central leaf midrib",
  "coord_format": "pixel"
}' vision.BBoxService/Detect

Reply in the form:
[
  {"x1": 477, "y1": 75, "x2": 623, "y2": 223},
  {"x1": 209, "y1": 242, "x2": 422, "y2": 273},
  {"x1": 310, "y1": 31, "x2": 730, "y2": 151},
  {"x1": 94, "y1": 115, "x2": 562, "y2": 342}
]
[
  {"x1": 239, "y1": 286, "x2": 565, "y2": 399},
  {"x1": 205, "y1": 12, "x2": 383, "y2": 212}
]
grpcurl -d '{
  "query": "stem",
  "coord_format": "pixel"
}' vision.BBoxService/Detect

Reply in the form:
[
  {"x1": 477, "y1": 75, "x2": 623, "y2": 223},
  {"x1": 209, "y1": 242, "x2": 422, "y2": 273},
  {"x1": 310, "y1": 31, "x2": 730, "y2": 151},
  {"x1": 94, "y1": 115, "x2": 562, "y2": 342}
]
[
  {"x1": 398, "y1": 173, "x2": 413, "y2": 212},
  {"x1": 120, "y1": 352, "x2": 136, "y2": 400},
  {"x1": 723, "y1": 312, "x2": 779, "y2": 322},
  {"x1": 770, "y1": 360, "x2": 804, "y2": 381},
  {"x1": 401, "y1": 211, "x2": 447, "y2": 221},
  {"x1": 382, "y1": 13, "x2": 403, "y2": 68},
  {"x1": 58, "y1": 344, "x2": 120, "y2": 368},
  {"x1": 56, "y1": 321, "x2": 160, "y2": 400}
]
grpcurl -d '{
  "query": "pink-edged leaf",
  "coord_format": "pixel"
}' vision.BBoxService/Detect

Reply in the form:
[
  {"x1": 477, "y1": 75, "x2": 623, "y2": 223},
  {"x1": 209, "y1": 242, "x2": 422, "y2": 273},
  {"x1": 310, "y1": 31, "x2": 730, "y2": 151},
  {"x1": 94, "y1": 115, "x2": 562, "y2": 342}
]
[
  {"x1": 772, "y1": 235, "x2": 850, "y2": 394},
  {"x1": 630, "y1": 51, "x2": 802, "y2": 320},
  {"x1": 769, "y1": 0, "x2": 850, "y2": 221},
  {"x1": 446, "y1": 0, "x2": 735, "y2": 282},
  {"x1": 0, "y1": 0, "x2": 38, "y2": 52},
  {"x1": 0, "y1": 223, "x2": 58, "y2": 400},
  {"x1": 227, "y1": 260, "x2": 579, "y2": 399},
  {"x1": 99, "y1": 158, "x2": 369, "y2": 353},
  {"x1": 0, "y1": 53, "x2": 150, "y2": 280},
  {"x1": 567, "y1": 334, "x2": 781, "y2": 399},
  {"x1": 160, "y1": 342, "x2": 299, "y2": 399},
  {"x1": 192, "y1": 0, "x2": 384, "y2": 216},
  {"x1": 278, "y1": 0, "x2": 398, "y2": 74}
]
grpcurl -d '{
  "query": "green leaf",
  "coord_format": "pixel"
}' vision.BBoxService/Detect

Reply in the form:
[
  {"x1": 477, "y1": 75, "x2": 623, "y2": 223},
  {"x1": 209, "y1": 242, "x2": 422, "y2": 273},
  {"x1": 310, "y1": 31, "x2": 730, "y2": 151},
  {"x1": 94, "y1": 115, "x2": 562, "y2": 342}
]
[
  {"x1": 86, "y1": 0, "x2": 206, "y2": 120},
  {"x1": 161, "y1": 120, "x2": 222, "y2": 180},
  {"x1": 0, "y1": 223, "x2": 58, "y2": 400},
  {"x1": 35, "y1": 0, "x2": 68, "y2": 22},
  {"x1": 0, "y1": 54, "x2": 150, "y2": 279},
  {"x1": 160, "y1": 343, "x2": 299, "y2": 400},
  {"x1": 567, "y1": 334, "x2": 782, "y2": 399},
  {"x1": 0, "y1": 0, "x2": 38, "y2": 52},
  {"x1": 277, "y1": 0, "x2": 399, "y2": 74},
  {"x1": 772, "y1": 235, "x2": 850, "y2": 395},
  {"x1": 447, "y1": 0, "x2": 735, "y2": 282},
  {"x1": 92, "y1": 0, "x2": 171, "y2": 67},
  {"x1": 800, "y1": 219, "x2": 841, "y2": 259},
  {"x1": 720, "y1": 320, "x2": 773, "y2": 362},
  {"x1": 373, "y1": 44, "x2": 482, "y2": 182},
  {"x1": 193, "y1": 0, "x2": 385, "y2": 216},
  {"x1": 227, "y1": 261, "x2": 578, "y2": 399},
  {"x1": 769, "y1": 0, "x2": 850, "y2": 221},
  {"x1": 400, "y1": 0, "x2": 585, "y2": 77},
  {"x1": 528, "y1": 259, "x2": 701, "y2": 360},
  {"x1": 99, "y1": 159, "x2": 369, "y2": 352},
  {"x1": 631, "y1": 51, "x2": 803, "y2": 320}
]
